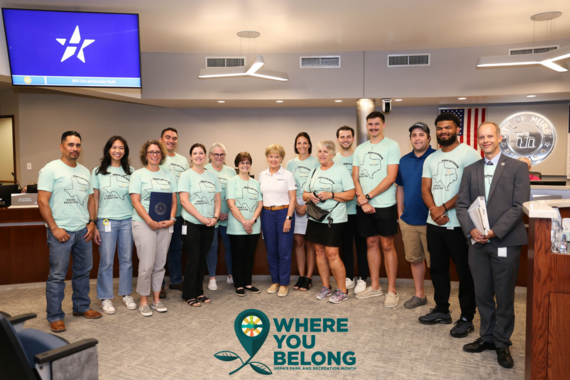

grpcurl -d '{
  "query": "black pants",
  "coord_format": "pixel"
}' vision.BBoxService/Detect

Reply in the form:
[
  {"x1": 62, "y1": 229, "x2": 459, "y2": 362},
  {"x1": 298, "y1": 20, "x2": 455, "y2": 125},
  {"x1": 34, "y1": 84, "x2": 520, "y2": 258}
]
[
  {"x1": 229, "y1": 233, "x2": 260, "y2": 289},
  {"x1": 426, "y1": 224, "x2": 476, "y2": 321},
  {"x1": 340, "y1": 214, "x2": 369, "y2": 280},
  {"x1": 182, "y1": 222, "x2": 215, "y2": 301}
]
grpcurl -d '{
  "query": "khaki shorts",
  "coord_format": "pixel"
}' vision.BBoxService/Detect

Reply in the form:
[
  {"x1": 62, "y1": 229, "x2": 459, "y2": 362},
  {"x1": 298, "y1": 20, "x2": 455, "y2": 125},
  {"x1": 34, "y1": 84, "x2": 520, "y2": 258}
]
[{"x1": 399, "y1": 218, "x2": 430, "y2": 267}]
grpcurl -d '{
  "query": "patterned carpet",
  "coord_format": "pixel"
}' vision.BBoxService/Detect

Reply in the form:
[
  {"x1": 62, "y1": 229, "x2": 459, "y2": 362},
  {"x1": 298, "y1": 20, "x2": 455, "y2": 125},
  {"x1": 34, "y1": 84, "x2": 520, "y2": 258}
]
[{"x1": 0, "y1": 277, "x2": 526, "y2": 380}]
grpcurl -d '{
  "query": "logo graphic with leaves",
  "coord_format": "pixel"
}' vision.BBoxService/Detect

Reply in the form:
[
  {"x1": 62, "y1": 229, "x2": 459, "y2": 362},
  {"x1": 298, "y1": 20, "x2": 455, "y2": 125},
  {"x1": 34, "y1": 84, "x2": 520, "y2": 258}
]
[{"x1": 214, "y1": 309, "x2": 272, "y2": 375}]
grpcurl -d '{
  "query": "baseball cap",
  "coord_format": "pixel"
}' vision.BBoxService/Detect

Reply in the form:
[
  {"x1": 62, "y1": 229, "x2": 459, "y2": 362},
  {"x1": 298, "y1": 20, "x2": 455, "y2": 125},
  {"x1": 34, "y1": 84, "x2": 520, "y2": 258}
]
[{"x1": 409, "y1": 122, "x2": 430, "y2": 136}]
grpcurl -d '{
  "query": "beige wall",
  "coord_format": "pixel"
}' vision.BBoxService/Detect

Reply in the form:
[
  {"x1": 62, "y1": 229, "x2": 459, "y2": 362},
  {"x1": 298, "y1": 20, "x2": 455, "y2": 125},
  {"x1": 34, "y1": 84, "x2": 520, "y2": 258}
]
[{"x1": 0, "y1": 117, "x2": 13, "y2": 181}]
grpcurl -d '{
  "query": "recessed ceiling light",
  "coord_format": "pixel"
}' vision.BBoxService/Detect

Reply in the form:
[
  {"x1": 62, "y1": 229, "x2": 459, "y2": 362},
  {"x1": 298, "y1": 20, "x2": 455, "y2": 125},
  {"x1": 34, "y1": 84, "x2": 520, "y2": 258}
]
[
  {"x1": 335, "y1": 100, "x2": 342, "y2": 103},
  {"x1": 276, "y1": 100, "x2": 283, "y2": 103},
  {"x1": 527, "y1": 95, "x2": 536, "y2": 98},
  {"x1": 394, "y1": 99, "x2": 403, "y2": 102},
  {"x1": 458, "y1": 97, "x2": 467, "y2": 100},
  {"x1": 218, "y1": 100, "x2": 225, "y2": 103}
]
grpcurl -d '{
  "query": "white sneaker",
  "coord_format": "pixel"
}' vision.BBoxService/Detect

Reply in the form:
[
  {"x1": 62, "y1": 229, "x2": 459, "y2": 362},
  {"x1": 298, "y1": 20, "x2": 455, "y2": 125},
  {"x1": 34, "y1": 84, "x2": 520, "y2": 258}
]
[
  {"x1": 208, "y1": 278, "x2": 218, "y2": 290},
  {"x1": 101, "y1": 299, "x2": 115, "y2": 315},
  {"x1": 354, "y1": 278, "x2": 366, "y2": 294},
  {"x1": 123, "y1": 295, "x2": 137, "y2": 310},
  {"x1": 384, "y1": 292, "x2": 399, "y2": 308},
  {"x1": 227, "y1": 276, "x2": 234, "y2": 284},
  {"x1": 345, "y1": 277, "x2": 355, "y2": 290},
  {"x1": 150, "y1": 302, "x2": 168, "y2": 313}
]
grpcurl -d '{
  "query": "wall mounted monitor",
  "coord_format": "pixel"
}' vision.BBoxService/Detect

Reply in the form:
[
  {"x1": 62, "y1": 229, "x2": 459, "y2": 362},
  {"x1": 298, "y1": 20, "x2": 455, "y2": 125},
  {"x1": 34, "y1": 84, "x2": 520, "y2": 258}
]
[{"x1": 2, "y1": 8, "x2": 141, "y2": 88}]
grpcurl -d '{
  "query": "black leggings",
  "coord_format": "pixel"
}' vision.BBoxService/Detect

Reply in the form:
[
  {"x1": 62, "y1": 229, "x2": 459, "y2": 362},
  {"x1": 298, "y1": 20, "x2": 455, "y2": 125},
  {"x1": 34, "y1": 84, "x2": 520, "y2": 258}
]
[
  {"x1": 340, "y1": 214, "x2": 369, "y2": 280},
  {"x1": 181, "y1": 222, "x2": 215, "y2": 300},
  {"x1": 229, "y1": 233, "x2": 260, "y2": 288}
]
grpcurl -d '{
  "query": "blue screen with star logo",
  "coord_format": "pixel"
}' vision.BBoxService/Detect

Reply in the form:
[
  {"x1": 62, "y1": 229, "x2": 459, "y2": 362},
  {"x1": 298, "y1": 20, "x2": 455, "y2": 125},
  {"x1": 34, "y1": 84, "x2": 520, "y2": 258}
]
[{"x1": 2, "y1": 9, "x2": 141, "y2": 88}]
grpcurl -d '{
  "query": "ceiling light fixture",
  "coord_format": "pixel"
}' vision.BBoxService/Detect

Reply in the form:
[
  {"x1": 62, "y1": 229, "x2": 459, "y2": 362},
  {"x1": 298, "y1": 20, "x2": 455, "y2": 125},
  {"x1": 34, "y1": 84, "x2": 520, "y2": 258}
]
[
  {"x1": 458, "y1": 97, "x2": 467, "y2": 100},
  {"x1": 218, "y1": 100, "x2": 225, "y2": 103},
  {"x1": 527, "y1": 95, "x2": 536, "y2": 98},
  {"x1": 394, "y1": 99, "x2": 403, "y2": 102},
  {"x1": 276, "y1": 100, "x2": 283, "y2": 103},
  {"x1": 335, "y1": 100, "x2": 342, "y2": 103}
]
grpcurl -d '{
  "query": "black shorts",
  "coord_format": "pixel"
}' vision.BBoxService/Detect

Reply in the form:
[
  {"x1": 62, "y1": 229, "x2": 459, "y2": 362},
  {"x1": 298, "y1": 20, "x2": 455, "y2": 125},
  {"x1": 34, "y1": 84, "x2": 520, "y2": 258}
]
[
  {"x1": 356, "y1": 204, "x2": 398, "y2": 237},
  {"x1": 305, "y1": 220, "x2": 345, "y2": 247}
]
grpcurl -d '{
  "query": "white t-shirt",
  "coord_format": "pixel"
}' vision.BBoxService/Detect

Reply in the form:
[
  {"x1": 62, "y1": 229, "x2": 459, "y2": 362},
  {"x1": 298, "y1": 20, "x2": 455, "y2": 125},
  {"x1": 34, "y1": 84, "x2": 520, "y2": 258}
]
[{"x1": 258, "y1": 166, "x2": 296, "y2": 207}]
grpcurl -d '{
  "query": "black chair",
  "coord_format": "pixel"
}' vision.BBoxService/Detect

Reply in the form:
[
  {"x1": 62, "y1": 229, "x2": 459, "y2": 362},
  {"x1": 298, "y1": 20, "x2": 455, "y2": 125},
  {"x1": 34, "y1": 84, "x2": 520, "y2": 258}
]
[
  {"x1": 530, "y1": 171, "x2": 542, "y2": 179},
  {"x1": 0, "y1": 313, "x2": 98, "y2": 380}
]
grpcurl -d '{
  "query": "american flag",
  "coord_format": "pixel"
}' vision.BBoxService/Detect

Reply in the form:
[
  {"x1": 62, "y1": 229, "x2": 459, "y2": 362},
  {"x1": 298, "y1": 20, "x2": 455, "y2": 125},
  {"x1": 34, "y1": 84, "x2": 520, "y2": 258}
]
[{"x1": 439, "y1": 108, "x2": 487, "y2": 157}]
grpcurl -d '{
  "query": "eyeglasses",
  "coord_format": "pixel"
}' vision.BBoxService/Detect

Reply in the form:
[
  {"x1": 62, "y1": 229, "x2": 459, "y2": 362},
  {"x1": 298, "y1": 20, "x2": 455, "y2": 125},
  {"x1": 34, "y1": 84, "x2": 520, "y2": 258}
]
[
  {"x1": 212, "y1": 153, "x2": 226, "y2": 158},
  {"x1": 239, "y1": 161, "x2": 251, "y2": 166},
  {"x1": 147, "y1": 151, "x2": 161, "y2": 156}
]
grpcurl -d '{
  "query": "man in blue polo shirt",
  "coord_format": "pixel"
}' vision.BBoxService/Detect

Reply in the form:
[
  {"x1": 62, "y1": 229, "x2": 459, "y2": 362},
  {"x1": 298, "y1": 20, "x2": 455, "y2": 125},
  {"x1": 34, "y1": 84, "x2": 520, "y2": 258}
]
[{"x1": 396, "y1": 122, "x2": 435, "y2": 309}]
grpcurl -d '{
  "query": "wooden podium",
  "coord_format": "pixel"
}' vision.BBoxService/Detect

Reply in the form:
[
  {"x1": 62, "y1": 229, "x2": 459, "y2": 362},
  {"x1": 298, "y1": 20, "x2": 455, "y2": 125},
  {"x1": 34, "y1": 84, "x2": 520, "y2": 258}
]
[{"x1": 524, "y1": 200, "x2": 570, "y2": 380}]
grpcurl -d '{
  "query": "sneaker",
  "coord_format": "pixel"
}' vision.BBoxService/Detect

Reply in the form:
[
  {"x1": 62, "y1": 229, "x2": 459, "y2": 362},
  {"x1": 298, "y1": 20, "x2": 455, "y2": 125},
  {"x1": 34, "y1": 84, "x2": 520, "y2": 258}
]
[
  {"x1": 267, "y1": 283, "x2": 279, "y2": 294},
  {"x1": 227, "y1": 276, "x2": 234, "y2": 284},
  {"x1": 403, "y1": 296, "x2": 428, "y2": 309},
  {"x1": 150, "y1": 302, "x2": 167, "y2": 313},
  {"x1": 329, "y1": 289, "x2": 348, "y2": 304},
  {"x1": 316, "y1": 286, "x2": 332, "y2": 300},
  {"x1": 139, "y1": 304, "x2": 152, "y2": 317},
  {"x1": 278, "y1": 286, "x2": 288, "y2": 297},
  {"x1": 354, "y1": 278, "x2": 366, "y2": 294},
  {"x1": 101, "y1": 299, "x2": 115, "y2": 315},
  {"x1": 345, "y1": 278, "x2": 355, "y2": 290},
  {"x1": 384, "y1": 292, "x2": 399, "y2": 308},
  {"x1": 208, "y1": 278, "x2": 218, "y2": 290},
  {"x1": 244, "y1": 286, "x2": 260, "y2": 294},
  {"x1": 236, "y1": 288, "x2": 246, "y2": 297},
  {"x1": 418, "y1": 309, "x2": 452, "y2": 325},
  {"x1": 123, "y1": 296, "x2": 137, "y2": 310},
  {"x1": 450, "y1": 317, "x2": 475, "y2": 338},
  {"x1": 354, "y1": 286, "x2": 383, "y2": 299}
]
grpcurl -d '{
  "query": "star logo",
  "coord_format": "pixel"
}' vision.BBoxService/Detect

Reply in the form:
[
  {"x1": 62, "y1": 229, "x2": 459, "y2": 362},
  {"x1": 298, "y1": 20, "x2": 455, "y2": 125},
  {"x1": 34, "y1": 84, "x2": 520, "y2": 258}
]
[{"x1": 56, "y1": 26, "x2": 95, "y2": 63}]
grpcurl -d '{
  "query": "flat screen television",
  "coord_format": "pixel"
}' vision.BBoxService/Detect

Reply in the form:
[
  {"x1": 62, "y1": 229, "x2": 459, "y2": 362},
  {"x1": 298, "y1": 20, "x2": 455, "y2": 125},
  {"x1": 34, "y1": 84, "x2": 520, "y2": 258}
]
[{"x1": 2, "y1": 8, "x2": 141, "y2": 88}]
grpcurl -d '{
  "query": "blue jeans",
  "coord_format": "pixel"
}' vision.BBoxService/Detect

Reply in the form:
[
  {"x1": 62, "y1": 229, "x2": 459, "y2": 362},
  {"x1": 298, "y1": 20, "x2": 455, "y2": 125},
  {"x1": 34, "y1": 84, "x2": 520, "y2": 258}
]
[
  {"x1": 163, "y1": 216, "x2": 184, "y2": 286},
  {"x1": 46, "y1": 227, "x2": 93, "y2": 323},
  {"x1": 96, "y1": 219, "x2": 133, "y2": 300},
  {"x1": 261, "y1": 208, "x2": 295, "y2": 286},
  {"x1": 206, "y1": 225, "x2": 233, "y2": 276}
]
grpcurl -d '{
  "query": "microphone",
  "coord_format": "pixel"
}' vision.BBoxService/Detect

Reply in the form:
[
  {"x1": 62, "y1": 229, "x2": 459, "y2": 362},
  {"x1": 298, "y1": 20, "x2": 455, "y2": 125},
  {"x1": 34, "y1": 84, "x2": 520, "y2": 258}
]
[{"x1": 11, "y1": 172, "x2": 21, "y2": 190}]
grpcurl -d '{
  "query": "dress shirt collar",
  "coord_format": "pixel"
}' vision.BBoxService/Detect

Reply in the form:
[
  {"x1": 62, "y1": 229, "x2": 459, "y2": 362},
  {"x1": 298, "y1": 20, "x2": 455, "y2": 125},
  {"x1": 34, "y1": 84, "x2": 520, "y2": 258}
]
[{"x1": 484, "y1": 152, "x2": 501, "y2": 166}]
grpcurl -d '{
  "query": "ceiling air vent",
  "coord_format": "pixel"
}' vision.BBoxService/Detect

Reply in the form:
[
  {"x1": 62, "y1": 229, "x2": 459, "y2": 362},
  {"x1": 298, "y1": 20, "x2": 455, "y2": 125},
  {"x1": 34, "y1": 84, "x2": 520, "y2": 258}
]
[
  {"x1": 206, "y1": 57, "x2": 245, "y2": 68},
  {"x1": 509, "y1": 45, "x2": 559, "y2": 55},
  {"x1": 387, "y1": 54, "x2": 430, "y2": 67},
  {"x1": 300, "y1": 56, "x2": 341, "y2": 68}
]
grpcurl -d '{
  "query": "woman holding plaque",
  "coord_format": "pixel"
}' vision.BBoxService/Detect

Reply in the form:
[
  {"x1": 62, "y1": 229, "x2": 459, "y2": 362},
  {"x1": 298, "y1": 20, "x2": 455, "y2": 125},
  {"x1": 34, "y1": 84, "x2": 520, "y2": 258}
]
[
  {"x1": 227, "y1": 152, "x2": 263, "y2": 296},
  {"x1": 129, "y1": 140, "x2": 177, "y2": 317},
  {"x1": 179, "y1": 143, "x2": 221, "y2": 307}
]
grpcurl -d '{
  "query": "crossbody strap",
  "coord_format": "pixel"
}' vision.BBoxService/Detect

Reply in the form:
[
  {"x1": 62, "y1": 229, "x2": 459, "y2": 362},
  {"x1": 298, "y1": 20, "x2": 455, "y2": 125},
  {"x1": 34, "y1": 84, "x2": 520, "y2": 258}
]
[{"x1": 309, "y1": 168, "x2": 340, "y2": 212}]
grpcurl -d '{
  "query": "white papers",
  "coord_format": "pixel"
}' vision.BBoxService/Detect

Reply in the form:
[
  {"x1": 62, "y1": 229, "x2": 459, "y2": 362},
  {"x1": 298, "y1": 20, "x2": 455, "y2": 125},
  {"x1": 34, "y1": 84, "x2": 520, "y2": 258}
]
[{"x1": 468, "y1": 196, "x2": 490, "y2": 244}]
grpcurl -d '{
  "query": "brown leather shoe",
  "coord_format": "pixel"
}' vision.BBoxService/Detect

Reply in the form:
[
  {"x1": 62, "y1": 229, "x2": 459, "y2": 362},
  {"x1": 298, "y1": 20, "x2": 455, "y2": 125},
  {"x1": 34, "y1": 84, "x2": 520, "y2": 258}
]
[
  {"x1": 159, "y1": 287, "x2": 167, "y2": 299},
  {"x1": 50, "y1": 320, "x2": 66, "y2": 333},
  {"x1": 72, "y1": 309, "x2": 103, "y2": 319},
  {"x1": 168, "y1": 283, "x2": 183, "y2": 291}
]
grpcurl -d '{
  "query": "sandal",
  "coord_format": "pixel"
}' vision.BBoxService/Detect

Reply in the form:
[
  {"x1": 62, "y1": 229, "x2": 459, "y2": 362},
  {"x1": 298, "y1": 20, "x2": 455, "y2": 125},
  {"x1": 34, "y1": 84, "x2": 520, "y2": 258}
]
[
  {"x1": 293, "y1": 276, "x2": 306, "y2": 290},
  {"x1": 300, "y1": 277, "x2": 312, "y2": 291},
  {"x1": 186, "y1": 299, "x2": 201, "y2": 307},
  {"x1": 197, "y1": 295, "x2": 211, "y2": 304}
]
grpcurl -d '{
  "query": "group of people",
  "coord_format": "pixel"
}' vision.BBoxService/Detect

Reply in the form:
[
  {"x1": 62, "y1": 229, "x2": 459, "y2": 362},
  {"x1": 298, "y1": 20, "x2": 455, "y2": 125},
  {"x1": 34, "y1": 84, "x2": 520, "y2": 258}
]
[{"x1": 37, "y1": 110, "x2": 530, "y2": 370}]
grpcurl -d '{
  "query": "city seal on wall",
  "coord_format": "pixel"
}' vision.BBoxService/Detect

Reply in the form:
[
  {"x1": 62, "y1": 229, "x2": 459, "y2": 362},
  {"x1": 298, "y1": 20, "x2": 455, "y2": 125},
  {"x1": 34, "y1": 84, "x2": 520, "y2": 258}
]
[{"x1": 499, "y1": 111, "x2": 556, "y2": 164}]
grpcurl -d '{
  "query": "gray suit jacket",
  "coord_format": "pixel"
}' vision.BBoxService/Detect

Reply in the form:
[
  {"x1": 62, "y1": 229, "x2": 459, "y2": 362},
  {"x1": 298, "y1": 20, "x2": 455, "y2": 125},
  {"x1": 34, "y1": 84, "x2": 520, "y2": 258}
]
[{"x1": 456, "y1": 154, "x2": 530, "y2": 247}]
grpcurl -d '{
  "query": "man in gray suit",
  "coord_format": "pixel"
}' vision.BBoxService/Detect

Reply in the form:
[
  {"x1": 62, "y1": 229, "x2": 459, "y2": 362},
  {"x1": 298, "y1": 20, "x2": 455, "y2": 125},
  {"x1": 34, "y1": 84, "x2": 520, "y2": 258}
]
[{"x1": 456, "y1": 121, "x2": 530, "y2": 369}]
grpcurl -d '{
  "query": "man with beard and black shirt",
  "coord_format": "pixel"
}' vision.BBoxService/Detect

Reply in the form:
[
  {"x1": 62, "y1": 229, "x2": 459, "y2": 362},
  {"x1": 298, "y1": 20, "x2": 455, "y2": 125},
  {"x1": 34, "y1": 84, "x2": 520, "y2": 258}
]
[{"x1": 419, "y1": 113, "x2": 480, "y2": 338}]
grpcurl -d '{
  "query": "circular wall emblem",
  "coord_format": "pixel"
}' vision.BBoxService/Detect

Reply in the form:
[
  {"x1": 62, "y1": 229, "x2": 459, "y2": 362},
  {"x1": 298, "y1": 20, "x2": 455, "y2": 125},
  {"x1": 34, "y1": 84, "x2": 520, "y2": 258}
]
[
  {"x1": 499, "y1": 111, "x2": 556, "y2": 164},
  {"x1": 154, "y1": 202, "x2": 167, "y2": 215}
]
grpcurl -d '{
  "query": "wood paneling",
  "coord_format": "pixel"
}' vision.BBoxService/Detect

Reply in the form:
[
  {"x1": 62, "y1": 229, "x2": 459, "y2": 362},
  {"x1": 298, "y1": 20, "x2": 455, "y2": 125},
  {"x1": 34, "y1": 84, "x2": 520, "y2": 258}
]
[{"x1": 548, "y1": 293, "x2": 570, "y2": 380}]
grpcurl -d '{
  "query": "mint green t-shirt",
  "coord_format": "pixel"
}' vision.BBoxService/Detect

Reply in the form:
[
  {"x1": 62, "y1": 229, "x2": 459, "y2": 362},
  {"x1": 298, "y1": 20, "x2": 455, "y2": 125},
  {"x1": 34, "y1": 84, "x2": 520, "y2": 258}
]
[
  {"x1": 303, "y1": 162, "x2": 355, "y2": 224},
  {"x1": 226, "y1": 176, "x2": 263, "y2": 235},
  {"x1": 129, "y1": 168, "x2": 177, "y2": 222},
  {"x1": 178, "y1": 169, "x2": 221, "y2": 225},
  {"x1": 353, "y1": 137, "x2": 401, "y2": 208},
  {"x1": 91, "y1": 166, "x2": 134, "y2": 220},
  {"x1": 484, "y1": 163, "x2": 497, "y2": 200},
  {"x1": 332, "y1": 152, "x2": 357, "y2": 215},
  {"x1": 160, "y1": 153, "x2": 190, "y2": 218},
  {"x1": 422, "y1": 143, "x2": 481, "y2": 227},
  {"x1": 205, "y1": 164, "x2": 237, "y2": 227},
  {"x1": 37, "y1": 159, "x2": 91, "y2": 232},
  {"x1": 286, "y1": 156, "x2": 320, "y2": 199}
]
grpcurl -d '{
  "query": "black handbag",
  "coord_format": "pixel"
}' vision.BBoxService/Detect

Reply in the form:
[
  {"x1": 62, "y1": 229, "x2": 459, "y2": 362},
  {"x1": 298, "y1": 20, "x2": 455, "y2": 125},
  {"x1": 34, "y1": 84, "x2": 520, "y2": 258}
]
[{"x1": 305, "y1": 170, "x2": 339, "y2": 225}]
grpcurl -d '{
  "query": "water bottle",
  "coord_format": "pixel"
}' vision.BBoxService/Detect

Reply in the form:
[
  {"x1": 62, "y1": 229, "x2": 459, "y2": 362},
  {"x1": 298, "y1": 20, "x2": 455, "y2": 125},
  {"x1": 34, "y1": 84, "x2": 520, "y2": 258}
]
[{"x1": 559, "y1": 234, "x2": 567, "y2": 254}]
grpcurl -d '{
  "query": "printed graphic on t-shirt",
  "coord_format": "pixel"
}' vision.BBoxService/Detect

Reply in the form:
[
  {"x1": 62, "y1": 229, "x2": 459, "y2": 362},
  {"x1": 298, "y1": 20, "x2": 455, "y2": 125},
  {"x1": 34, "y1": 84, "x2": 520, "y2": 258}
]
[
  {"x1": 218, "y1": 177, "x2": 229, "y2": 201},
  {"x1": 64, "y1": 175, "x2": 90, "y2": 205},
  {"x1": 432, "y1": 160, "x2": 459, "y2": 191},
  {"x1": 342, "y1": 162, "x2": 352, "y2": 173},
  {"x1": 236, "y1": 185, "x2": 260, "y2": 212},
  {"x1": 193, "y1": 180, "x2": 217, "y2": 205},
  {"x1": 142, "y1": 178, "x2": 172, "y2": 201},
  {"x1": 168, "y1": 163, "x2": 186, "y2": 177},
  {"x1": 102, "y1": 174, "x2": 130, "y2": 200},
  {"x1": 485, "y1": 174, "x2": 493, "y2": 185},
  {"x1": 293, "y1": 166, "x2": 313, "y2": 191},
  {"x1": 359, "y1": 152, "x2": 383, "y2": 179}
]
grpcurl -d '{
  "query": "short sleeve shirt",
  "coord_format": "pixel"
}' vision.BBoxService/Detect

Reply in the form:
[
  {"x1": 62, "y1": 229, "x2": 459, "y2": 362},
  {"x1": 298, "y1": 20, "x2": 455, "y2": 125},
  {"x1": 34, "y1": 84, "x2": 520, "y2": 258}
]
[
  {"x1": 226, "y1": 176, "x2": 263, "y2": 235},
  {"x1": 160, "y1": 153, "x2": 190, "y2": 217},
  {"x1": 91, "y1": 165, "x2": 135, "y2": 220},
  {"x1": 422, "y1": 143, "x2": 481, "y2": 227},
  {"x1": 353, "y1": 137, "x2": 401, "y2": 208},
  {"x1": 285, "y1": 156, "x2": 320, "y2": 199},
  {"x1": 178, "y1": 169, "x2": 221, "y2": 225},
  {"x1": 332, "y1": 152, "x2": 357, "y2": 215},
  {"x1": 37, "y1": 159, "x2": 91, "y2": 232},
  {"x1": 129, "y1": 168, "x2": 177, "y2": 223},
  {"x1": 258, "y1": 166, "x2": 296, "y2": 207},
  {"x1": 205, "y1": 164, "x2": 237, "y2": 227},
  {"x1": 303, "y1": 162, "x2": 355, "y2": 224}
]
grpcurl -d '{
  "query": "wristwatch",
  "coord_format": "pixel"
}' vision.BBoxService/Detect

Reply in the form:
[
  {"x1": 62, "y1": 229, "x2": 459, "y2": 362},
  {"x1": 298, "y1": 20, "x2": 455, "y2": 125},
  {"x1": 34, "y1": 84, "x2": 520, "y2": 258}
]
[
  {"x1": 365, "y1": 194, "x2": 371, "y2": 200},
  {"x1": 331, "y1": 192, "x2": 335, "y2": 199},
  {"x1": 170, "y1": 217, "x2": 176, "y2": 221},
  {"x1": 88, "y1": 219, "x2": 97, "y2": 224},
  {"x1": 286, "y1": 216, "x2": 292, "y2": 220}
]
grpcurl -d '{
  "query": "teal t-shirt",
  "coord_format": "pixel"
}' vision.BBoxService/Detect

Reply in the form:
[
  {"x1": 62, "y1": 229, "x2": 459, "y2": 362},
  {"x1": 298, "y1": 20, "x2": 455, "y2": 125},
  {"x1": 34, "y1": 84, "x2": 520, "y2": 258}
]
[
  {"x1": 286, "y1": 156, "x2": 320, "y2": 199},
  {"x1": 178, "y1": 169, "x2": 221, "y2": 225},
  {"x1": 129, "y1": 167, "x2": 177, "y2": 222},
  {"x1": 484, "y1": 163, "x2": 497, "y2": 200},
  {"x1": 205, "y1": 163, "x2": 237, "y2": 227},
  {"x1": 422, "y1": 143, "x2": 481, "y2": 227},
  {"x1": 303, "y1": 162, "x2": 355, "y2": 224},
  {"x1": 91, "y1": 165, "x2": 134, "y2": 220},
  {"x1": 37, "y1": 159, "x2": 91, "y2": 232},
  {"x1": 160, "y1": 153, "x2": 190, "y2": 218},
  {"x1": 353, "y1": 137, "x2": 401, "y2": 208},
  {"x1": 332, "y1": 152, "x2": 357, "y2": 215},
  {"x1": 226, "y1": 176, "x2": 263, "y2": 235}
]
